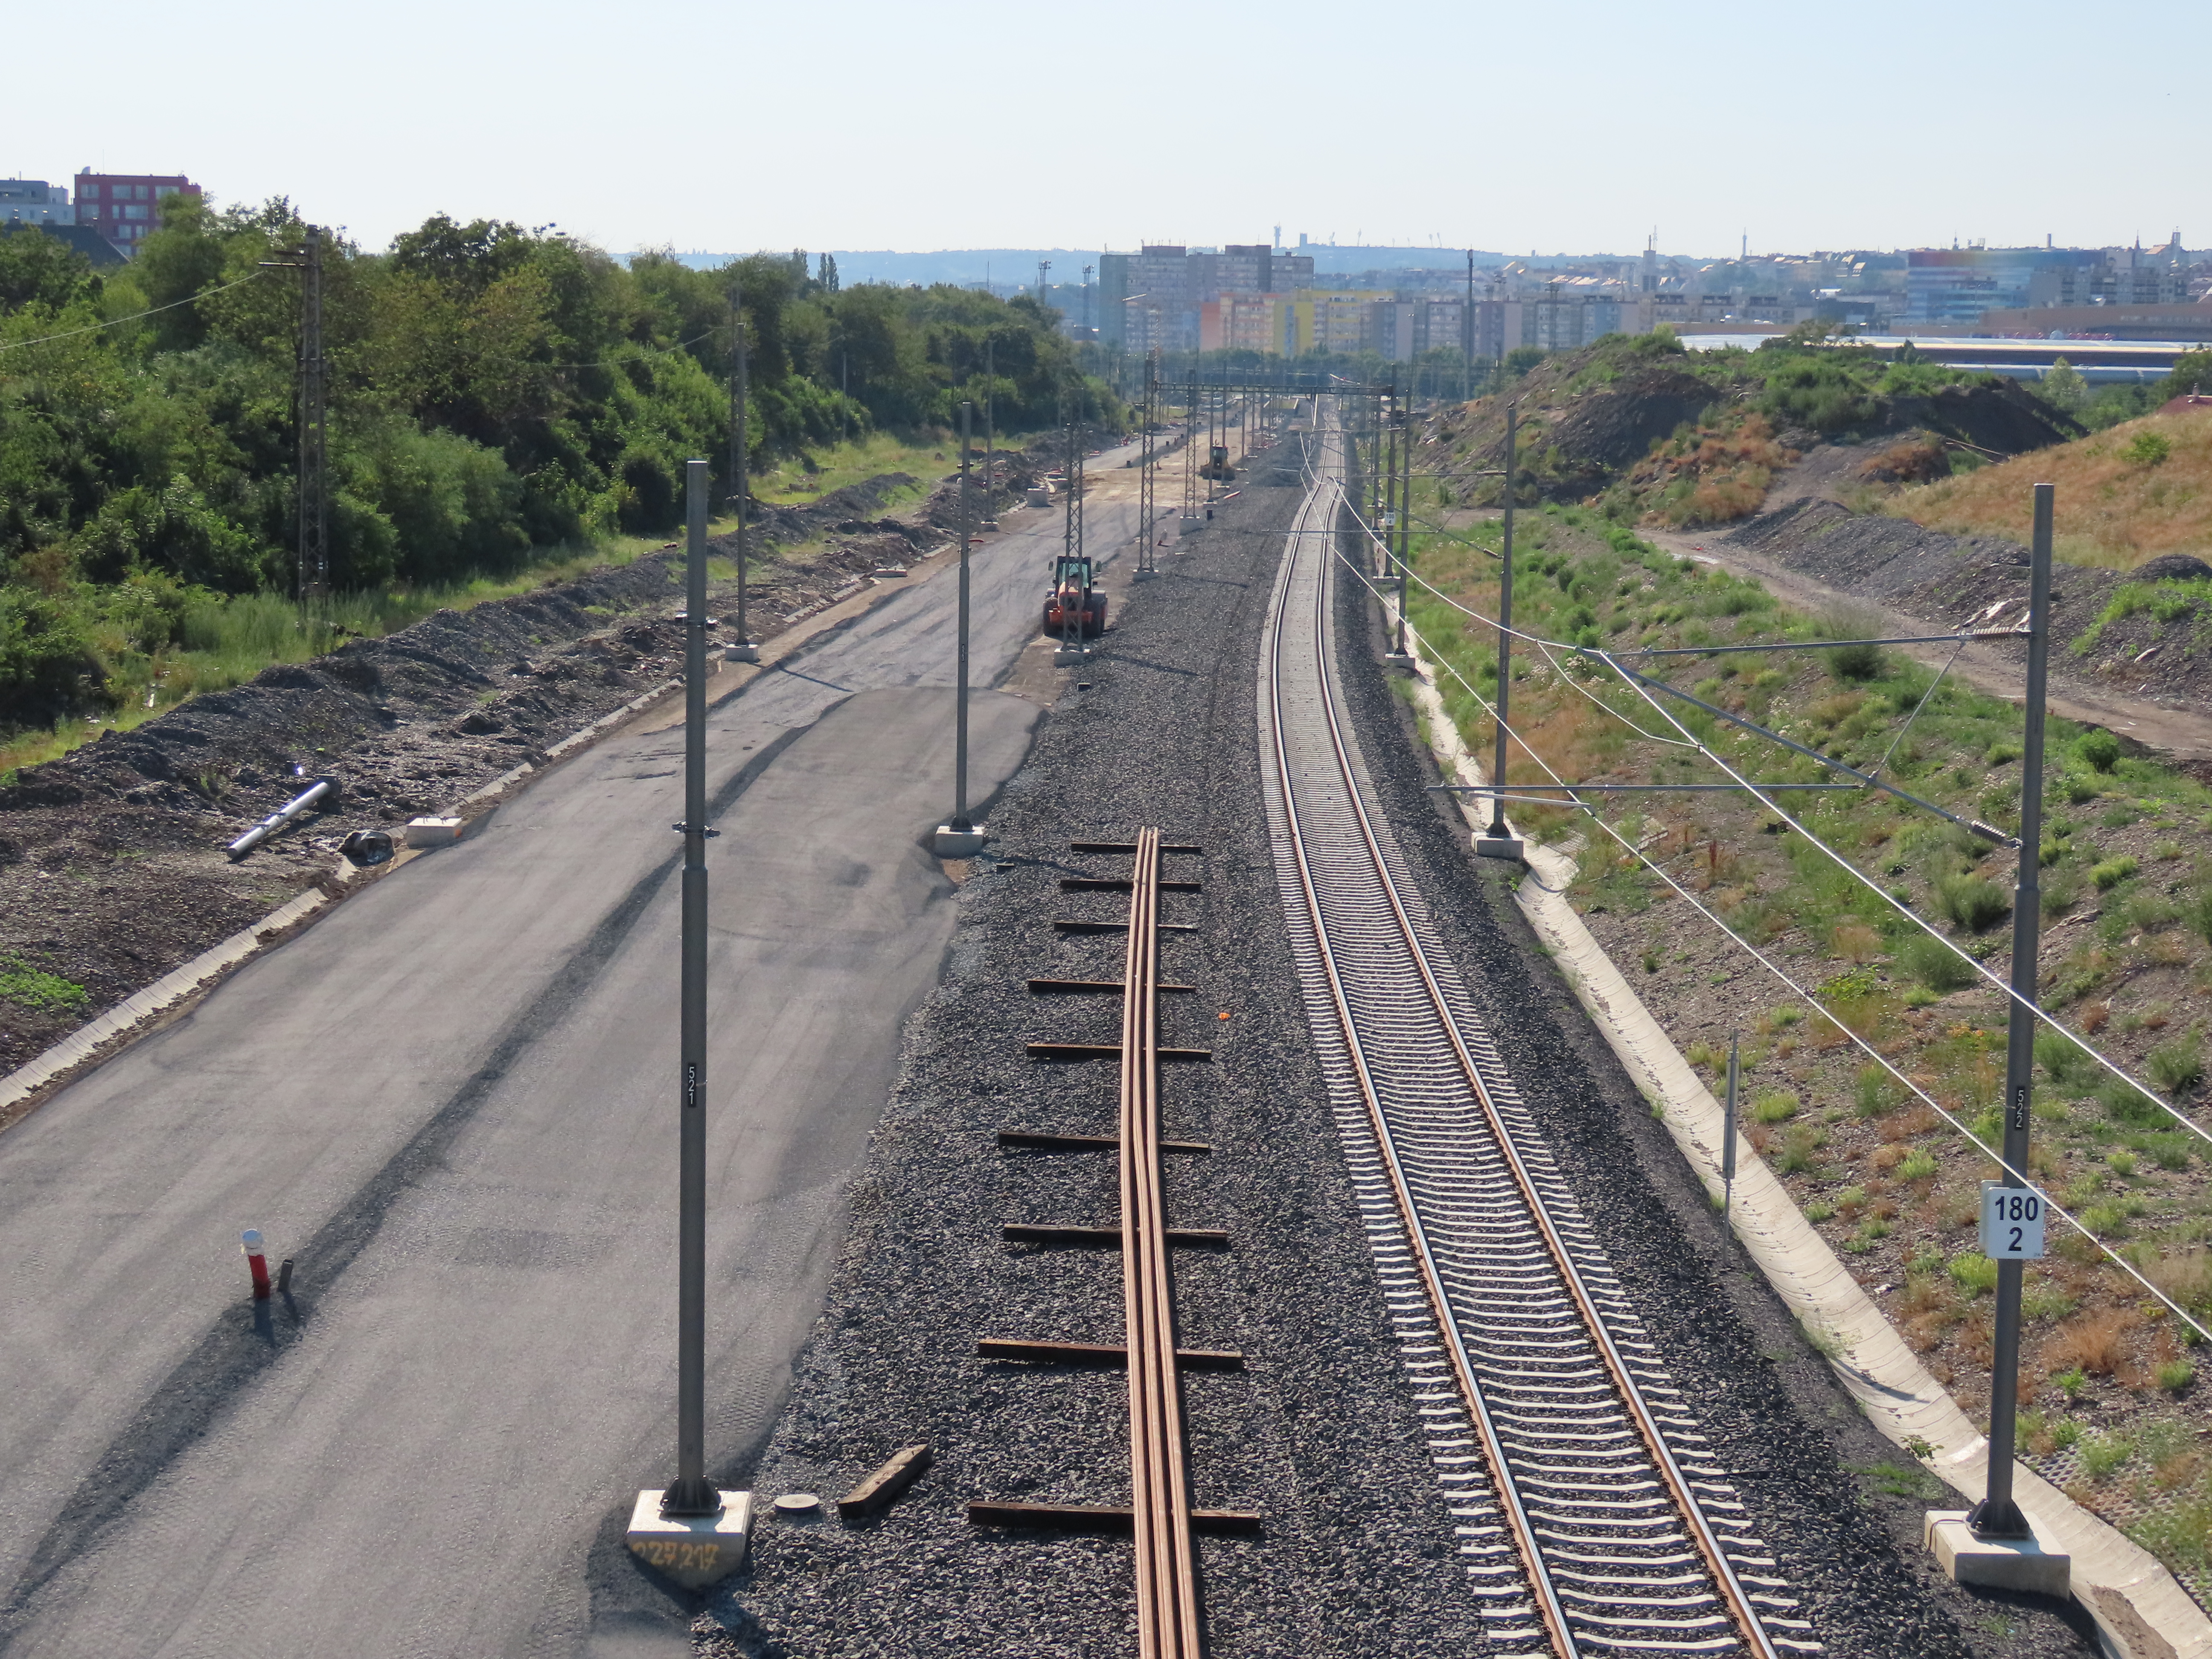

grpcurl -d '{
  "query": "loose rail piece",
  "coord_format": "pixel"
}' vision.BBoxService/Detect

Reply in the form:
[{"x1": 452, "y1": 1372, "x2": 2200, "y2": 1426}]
[{"x1": 1120, "y1": 825, "x2": 1205, "y2": 1659}]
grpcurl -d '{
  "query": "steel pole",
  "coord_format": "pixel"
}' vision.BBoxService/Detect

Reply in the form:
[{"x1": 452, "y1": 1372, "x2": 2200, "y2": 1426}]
[
  {"x1": 1723, "y1": 1034, "x2": 1740, "y2": 1222},
  {"x1": 1396, "y1": 403, "x2": 1411, "y2": 658},
  {"x1": 1464, "y1": 249, "x2": 1475, "y2": 403},
  {"x1": 1489, "y1": 402, "x2": 1518, "y2": 836},
  {"x1": 1382, "y1": 396, "x2": 1399, "y2": 581},
  {"x1": 733, "y1": 297, "x2": 752, "y2": 648},
  {"x1": 953, "y1": 403, "x2": 973, "y2": 830},
  {"x1": 664, "y1": 459, "x2": 718, "y2": 1519},
  {"x1": 1971, "y1": 482, "x2": 2054, "y2": 1540}
]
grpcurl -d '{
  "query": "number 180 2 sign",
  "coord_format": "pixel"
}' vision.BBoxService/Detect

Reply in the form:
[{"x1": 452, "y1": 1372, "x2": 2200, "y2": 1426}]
[{"x1": 1979, "y1": 1183, "x2": 2046, "y2": 1260}]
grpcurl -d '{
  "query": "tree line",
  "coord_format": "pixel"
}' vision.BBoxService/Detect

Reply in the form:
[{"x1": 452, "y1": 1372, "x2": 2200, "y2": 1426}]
[{"x1": 0, "y1": 198, "x2": 1115, "y2": 723}]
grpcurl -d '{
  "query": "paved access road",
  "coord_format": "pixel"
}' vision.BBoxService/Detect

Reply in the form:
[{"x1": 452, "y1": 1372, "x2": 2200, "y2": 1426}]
[{"x1": 0, "y1": 474, "x2": 1144, "y2": 1658}]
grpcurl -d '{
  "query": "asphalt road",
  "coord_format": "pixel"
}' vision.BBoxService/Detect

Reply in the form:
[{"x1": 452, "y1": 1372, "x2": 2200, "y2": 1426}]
[{"x1": 0, "y1": 484, "x2": 1144, "y2": 1657}]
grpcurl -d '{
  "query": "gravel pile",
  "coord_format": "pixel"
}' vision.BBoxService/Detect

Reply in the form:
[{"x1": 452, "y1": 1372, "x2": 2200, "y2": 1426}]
[
  {"x1": 685, "y1": 449, "x2": 2098, "y2": 1656},
  {"x1": 1726, "y1": 496, "x2": 2212, "y2": 714}
]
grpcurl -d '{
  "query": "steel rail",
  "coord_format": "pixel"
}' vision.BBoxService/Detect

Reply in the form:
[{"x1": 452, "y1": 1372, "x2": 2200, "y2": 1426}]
[
  {"x1": 1270, "y1": 420, "x2": 1787, "y2": 1658},
  {"x1": 1263, "y1": 479, "x2": 1574, "y2": 1657},
  {"x1": 1120, "y1": 826, "x2": 1202, "y2": 1658}
]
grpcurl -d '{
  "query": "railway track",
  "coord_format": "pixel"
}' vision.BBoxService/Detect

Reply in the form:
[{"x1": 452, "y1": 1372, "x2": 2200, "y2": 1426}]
[{"x1": 1257, "y1": 417, "x2": 1816, "y2": 1656}]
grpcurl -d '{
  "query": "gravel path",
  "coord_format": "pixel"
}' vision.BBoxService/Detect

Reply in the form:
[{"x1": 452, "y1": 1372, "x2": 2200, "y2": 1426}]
[{"x1": 687, "y1": 439, "x2": 2100, "y2": 1657}]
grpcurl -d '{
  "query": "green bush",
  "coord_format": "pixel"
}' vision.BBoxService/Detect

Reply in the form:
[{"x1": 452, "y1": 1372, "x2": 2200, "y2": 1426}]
[
  {"x1": 2041, "y1": 870, "x2": 2082, "y2": 916},
  {"x1": 1898, "y1": 933, "x2": 1979, "y2": 992},
  {"x1": 68, "y1": 478, "x2": 270, "y2": 591},
  {"x1": 2103, "y1": 1076, "x2": 2177, "y2": 1129},
  {"x1": 0, "y1": 587, "x2": 99, "y2": 719},
  {"x1": 0, "y1": 955, "x2": 90, "y2": 1011},
  {"x1": 2081, "y1": 1433, "x2": 2135, "y2": 1478},
  {"x1": 1935, "y1": 874, "x2": 2012, "y2": 931},
  {"x1": 1854, "y1": 1065, "x2": 1893, "y2": 1117},
  {"x1": 2090, "y1": 855, "x2": 2139, "y2": 891},
  {"x1": 2077, "y1": 730, "x2": 2123, "y2": 773},
  {"x1": 2123, "y1": 431, "x2": 2172, "y2": 467},
  {"x1": 2146, "y1": 1037, "x2": 2206, "y2": 1097},
  {"x1": 1828, "y1": 639, "x2": 1884, "y2": 681},
  {"x1": 1901, "y1": 1147, "x2": 1938, "y2": 1180},
  {"x1": 1753, "y1": 1089, "x2": 1800, "y2": 1124},
  {"x1": 2036, "y1": 1027, "x2": 2094, "y2": 1089},
  {"x1": 2126, "y1": 892, "x2": 2180, "y2": 933}
]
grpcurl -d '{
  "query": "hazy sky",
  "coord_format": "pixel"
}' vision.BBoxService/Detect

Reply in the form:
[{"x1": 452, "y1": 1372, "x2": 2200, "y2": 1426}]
[{"x1": 12, "y1": 0, "x2": 2204, "y2": 262}]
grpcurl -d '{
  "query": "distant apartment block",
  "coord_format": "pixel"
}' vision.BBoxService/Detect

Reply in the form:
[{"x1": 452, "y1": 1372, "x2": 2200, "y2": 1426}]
[
  {"x1": 1199, "y1": 292, "x2": 1279, "y2": 354},
  {"x1": 75, "y1": 170, "x2": 201, "y2": 255},
  {"x1": 2025, "y1": 260, "x2": 2189, "y2": 309},
  {"x1": 1100, "y1": 241, "x2": 1316, "y2": 351},
  {"x1": 0, "y1": 180, "x2": 74, "y2": 227}
]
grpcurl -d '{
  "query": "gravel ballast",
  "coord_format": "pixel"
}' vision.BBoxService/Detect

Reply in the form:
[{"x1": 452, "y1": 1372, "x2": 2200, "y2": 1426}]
[{"x1": 685, "y1": 440, "x2": 2098, "y2": 1656}]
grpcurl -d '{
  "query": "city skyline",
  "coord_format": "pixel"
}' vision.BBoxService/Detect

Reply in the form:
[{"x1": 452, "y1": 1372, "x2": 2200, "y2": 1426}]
[{"x1": 9, "y1": 0, "x2": 2203, "y2": 260}]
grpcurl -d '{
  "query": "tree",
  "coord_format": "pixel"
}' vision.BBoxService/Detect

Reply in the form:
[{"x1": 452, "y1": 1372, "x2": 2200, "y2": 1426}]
[
  {"x1": 2040, "y1": 357, "x2": 2089, "y2": 414},
  {"x1": 0, "y1": 228, "x2": 100, "y2": 315},
  {"x1": 2163, "y1": 350, "x2": 2212, "y2": 399}
]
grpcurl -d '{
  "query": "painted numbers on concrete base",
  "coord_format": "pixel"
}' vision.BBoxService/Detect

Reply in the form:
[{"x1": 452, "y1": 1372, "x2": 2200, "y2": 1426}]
[{"x1": 624, "y1": 1488, "x2": 754, "y2": 1587}]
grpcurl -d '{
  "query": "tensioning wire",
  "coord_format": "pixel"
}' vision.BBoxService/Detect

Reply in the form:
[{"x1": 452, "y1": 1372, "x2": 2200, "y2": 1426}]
[
  {"x1": 1350, "y1": 555, "x2": 2209, "y2": 1338},
  {"x1": 1597, "y1": 646, "x2": 2212, "y2": 1164}
]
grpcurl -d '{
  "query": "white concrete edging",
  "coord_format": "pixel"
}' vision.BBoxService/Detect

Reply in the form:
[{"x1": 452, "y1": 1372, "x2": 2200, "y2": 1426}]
[
  {"x1": 1379, "y1": 588, "x2": 2209, "y2": 1659},
  {"x1": 0, "y1": 544, "x2": 932, "y2": 1129},
  {"x1": 0, "y1": 885, "x2": 333, "y2": 1126}
]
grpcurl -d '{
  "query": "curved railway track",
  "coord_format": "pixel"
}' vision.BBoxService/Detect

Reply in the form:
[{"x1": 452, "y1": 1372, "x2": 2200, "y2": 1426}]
[{"x1": 1257, "y1": 414, "x2": 1817, "y2": 1657}]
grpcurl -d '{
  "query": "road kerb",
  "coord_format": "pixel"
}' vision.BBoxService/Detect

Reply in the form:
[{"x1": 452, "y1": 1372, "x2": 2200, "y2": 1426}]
[{"x1": 0, "y1": 540, "x2": 957, "y2": 1135}]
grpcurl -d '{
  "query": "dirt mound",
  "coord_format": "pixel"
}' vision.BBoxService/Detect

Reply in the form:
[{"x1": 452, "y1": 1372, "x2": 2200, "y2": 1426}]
[
  {"x1": 1729, "y1": 498, "x2": 2036, "y2": 600},
  {"x1": 0, "y1": 470, "x2": 939, "y2": 1077},
  {"x1": 1857, "y1": 437, "x2": 1951, "y2": 484},
  {"x1": 1888, "y1": 378, "x2": 2082, "y2": 456},
  {"x1": 747, "y1": 474, "x2": 918, "y2": 545},
  {"x1": 1541, "y1": 370, "x2": 1719, "y2": 484},
  {"x1": 2132, "y1": 554, "x2": 2212, "y2": 584}
]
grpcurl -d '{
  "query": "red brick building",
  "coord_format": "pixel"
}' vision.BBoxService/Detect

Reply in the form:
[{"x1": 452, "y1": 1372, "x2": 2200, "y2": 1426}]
[{"x1": 74, "y1": 170, "x2": 201, "y2": 255}]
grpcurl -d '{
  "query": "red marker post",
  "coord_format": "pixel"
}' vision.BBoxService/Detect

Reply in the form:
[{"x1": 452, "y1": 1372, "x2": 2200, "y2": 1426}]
[{"x1": 242, "y1": 1229, "x2": 272, "y2": 1300}]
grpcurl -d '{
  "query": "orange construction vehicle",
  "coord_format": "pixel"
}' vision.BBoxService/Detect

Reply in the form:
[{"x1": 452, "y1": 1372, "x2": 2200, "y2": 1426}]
[
  {"x1": 1197, "y1": 444, "x2": 1235, "y2": 481},
  {"x1": 1042, "y1": 552, "x2": 1108, "y2": 638}
]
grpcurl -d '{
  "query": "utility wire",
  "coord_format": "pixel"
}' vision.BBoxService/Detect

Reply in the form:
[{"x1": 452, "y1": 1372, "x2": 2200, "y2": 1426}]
[
  {"x1": 1304, "y1": 412, "x2": 2210, "y2": 1327},
  {"x1": 0, "y1": 270, "x2": 268, "y2": 355},
  {"x1": 1336, "y1": 472, "x2": 1697, "y2": 749},
  {"x1": 1595, "y1": 647, "x2": 2212, "y2": 1162},
  {"x1": 1336, "y1": 541, "x2": 2211, "y2": 1341}
]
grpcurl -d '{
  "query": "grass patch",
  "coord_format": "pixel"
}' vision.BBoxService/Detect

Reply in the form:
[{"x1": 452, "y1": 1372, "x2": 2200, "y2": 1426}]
[
  {"x1": 747, "y1": 429, "x2": 949, "y2": 507},
  {"x1": 1892, "y1": 407, "x2": 2212, "y2": 573},
  {"x1": 0, "y1": 956, "x2": 90, "y2": 1012},
  {"x1": 1856, "y1": 1460, "x2": 1946, "y2": 1501}
]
